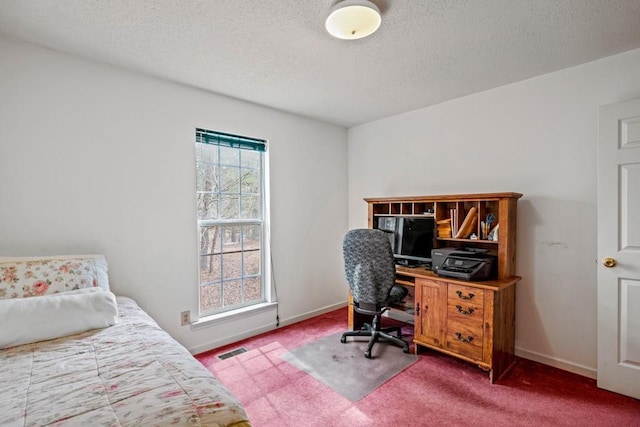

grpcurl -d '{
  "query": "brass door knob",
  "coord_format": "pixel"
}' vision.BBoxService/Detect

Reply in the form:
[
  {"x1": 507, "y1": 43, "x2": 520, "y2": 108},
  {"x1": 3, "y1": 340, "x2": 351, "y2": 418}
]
[{"x1": 602, "y1": 257, "x2": 617, "y2": 268}]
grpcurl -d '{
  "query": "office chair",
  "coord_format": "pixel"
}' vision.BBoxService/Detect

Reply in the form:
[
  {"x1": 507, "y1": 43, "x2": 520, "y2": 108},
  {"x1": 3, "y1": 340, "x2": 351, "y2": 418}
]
[{"x1": 340, "y1": 229, "x2": 410, "y2": 359}]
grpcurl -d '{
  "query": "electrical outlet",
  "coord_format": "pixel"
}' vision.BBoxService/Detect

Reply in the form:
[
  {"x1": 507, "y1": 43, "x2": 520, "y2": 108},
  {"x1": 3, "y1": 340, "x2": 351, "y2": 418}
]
[{"x1": 181, "y1": 311, "x2": 190, "y2": 326}]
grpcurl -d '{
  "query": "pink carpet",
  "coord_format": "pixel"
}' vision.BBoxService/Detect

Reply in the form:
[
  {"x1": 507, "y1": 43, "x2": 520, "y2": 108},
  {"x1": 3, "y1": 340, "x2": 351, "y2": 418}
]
[{"x1": 196, "y1": 307, "x2": 640, "y2": 426}]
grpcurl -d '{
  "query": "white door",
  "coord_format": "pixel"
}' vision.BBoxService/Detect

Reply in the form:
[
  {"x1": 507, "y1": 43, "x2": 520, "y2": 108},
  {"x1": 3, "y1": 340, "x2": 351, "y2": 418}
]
[{"x1": 597, "y1": 98, "x2": 640, "y2": 399}]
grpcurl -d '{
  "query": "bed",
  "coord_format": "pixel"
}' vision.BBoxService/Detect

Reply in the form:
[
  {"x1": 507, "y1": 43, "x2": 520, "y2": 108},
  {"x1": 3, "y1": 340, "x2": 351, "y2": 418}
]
[{"x1": 0, "y1": 255, "x2": 251, "y2": 426}]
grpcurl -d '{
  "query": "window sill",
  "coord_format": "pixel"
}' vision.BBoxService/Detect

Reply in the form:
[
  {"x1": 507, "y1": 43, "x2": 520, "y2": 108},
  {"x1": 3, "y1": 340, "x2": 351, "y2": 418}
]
[{"x1": 190, "y1": 301, "x2": 278, "y2": 330}]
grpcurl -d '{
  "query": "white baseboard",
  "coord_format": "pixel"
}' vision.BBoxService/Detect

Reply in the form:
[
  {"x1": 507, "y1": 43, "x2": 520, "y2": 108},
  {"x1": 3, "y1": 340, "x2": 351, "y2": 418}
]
[
  {"x1": 189, "y1": 322, "x2": 276, "y2": 355},
  {"x1": 188, "y1": 301, "x2": 347, "y2": 355},
  {"x1": 515, "y1": 347, "x2": 596, "y2": 379},
  {"x1": 277, "y1": 301, "x2": 348, "y2": 328}
]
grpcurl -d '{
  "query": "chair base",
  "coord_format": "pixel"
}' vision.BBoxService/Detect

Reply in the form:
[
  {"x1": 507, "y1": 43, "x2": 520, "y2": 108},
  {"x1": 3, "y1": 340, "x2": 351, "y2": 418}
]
[{"x1": 340, "y1": 314, "x2": 410, "y2": 359}]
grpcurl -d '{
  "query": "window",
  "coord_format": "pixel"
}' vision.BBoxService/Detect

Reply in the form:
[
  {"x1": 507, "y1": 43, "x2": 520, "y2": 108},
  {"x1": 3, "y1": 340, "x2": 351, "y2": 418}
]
[{"x1": 195, "y1": 128, "x2": 267, "y2": 317}]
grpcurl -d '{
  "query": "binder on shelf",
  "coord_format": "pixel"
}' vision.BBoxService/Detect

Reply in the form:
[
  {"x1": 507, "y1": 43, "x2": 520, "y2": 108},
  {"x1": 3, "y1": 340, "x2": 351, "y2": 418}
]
[{"x1": 455, "y1": 206, "x2": 477, "y2": 239}]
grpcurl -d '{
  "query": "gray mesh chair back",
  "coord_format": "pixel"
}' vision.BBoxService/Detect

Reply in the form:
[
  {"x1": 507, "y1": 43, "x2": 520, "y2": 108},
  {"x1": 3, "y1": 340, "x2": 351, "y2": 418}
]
[{"x1": 343, "y1": 229, "x2": 396, "y2": 311}]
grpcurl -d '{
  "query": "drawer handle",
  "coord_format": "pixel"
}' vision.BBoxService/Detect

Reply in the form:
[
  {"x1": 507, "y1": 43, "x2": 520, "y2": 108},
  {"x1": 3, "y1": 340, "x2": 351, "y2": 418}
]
[
  {"x1": 456, "y1": 290, "x2": 475, "y2": 300},
  {"x1": 455, "y1": 305, "x2": 475, "y2": 315},
  {"x1": 455, "y1": 332, "x2": 474, "y2": 343}
]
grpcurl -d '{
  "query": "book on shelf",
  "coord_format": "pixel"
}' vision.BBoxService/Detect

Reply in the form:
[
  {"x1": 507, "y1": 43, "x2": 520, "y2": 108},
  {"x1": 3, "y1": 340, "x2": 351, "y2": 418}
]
[
  {"x1": 455, "y1": 206, "x2": 477, "y2": 239},
  {"x1": 449, "y1": 208, "x2": 458, "y2": 237}
]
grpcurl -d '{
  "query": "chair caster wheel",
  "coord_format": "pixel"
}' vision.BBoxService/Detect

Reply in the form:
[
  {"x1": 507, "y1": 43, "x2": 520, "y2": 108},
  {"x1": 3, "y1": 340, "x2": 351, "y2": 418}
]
[
  {"x1": 364, "y1": 351, "x2": 372, "y2": 359},
  {"x1": 402, "y1": 346, "x2": 409, "y2": 353},
  {"x1": 340, "y1": 336, "x2": 346, "y2": 343}
]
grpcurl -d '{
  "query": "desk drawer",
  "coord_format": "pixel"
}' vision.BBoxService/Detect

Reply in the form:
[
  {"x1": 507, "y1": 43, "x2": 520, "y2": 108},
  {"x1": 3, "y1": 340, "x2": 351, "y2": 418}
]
[
  {"x1": 448, "y1": 284, "x2": 484, "y2": 305},
  {"x1": 446, "y1": 319, "x2": 484, "y2": 360}
]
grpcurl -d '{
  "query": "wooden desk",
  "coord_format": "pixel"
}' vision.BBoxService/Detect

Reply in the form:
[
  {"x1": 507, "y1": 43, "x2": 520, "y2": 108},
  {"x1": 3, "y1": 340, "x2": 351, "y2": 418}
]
[
  {"x1": 347, "y1": 266, "x2": 520, "y2": 383},
  {"x1": 355, "y1": 192, "x2": 522, "y2": 382}
]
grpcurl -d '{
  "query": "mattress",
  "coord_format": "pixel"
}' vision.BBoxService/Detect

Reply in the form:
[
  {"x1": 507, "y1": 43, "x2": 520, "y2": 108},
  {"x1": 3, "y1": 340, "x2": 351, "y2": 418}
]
[{"x1": 0, "y1": 296, "x2": 251, "y2": 426}]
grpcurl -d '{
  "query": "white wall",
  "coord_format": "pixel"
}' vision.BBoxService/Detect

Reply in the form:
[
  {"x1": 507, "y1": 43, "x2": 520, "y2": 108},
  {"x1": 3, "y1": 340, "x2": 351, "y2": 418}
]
[
  {"x1": 4, "y1": 33, "x2": 640, "y2": 378},
  {"x1": 348, "y1": 47, "x2": 640, "y2": 377},
  {"x1": 0, "y1": 36, "x2": 348, "y2": 352}
]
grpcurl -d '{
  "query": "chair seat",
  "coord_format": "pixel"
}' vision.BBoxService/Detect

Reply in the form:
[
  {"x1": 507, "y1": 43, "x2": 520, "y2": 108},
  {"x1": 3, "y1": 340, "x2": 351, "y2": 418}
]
[{"x1": 353, "y1": 284, "x2": 408, "y2": 315}]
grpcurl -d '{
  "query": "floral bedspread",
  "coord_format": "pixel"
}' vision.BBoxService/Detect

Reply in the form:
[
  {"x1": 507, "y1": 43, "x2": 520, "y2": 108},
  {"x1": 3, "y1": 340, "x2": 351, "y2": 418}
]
[{"x1": 0, "y1": 297, "x2": 251, "y2": 426}]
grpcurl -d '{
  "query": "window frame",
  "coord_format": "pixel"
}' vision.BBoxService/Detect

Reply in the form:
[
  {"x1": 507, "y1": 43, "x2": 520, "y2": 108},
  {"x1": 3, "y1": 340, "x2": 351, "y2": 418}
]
[{"x1": 195, "y1": 128, "x2": 269, "y2": 318}]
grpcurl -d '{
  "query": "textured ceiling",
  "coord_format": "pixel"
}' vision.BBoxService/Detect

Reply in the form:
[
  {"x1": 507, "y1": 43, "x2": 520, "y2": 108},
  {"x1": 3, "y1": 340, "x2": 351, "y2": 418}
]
[{"x1": 1, "y1": 0, "x2": 640, "y2": 127}]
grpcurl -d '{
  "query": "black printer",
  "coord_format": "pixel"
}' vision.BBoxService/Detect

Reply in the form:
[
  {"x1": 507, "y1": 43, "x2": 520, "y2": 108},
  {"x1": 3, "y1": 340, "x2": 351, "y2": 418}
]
[{"x1": 431, "y1": 248, "x2": 496, "y2": 281}]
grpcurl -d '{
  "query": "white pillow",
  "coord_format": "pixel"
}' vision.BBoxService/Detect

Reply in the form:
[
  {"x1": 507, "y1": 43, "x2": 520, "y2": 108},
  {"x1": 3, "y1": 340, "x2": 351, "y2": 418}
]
[
  {"x1": 0, "y1": 254, "x2": 110, "y2": 291},
  {"x1": 0, "y1": 288, "x2": 118, "y2": 349}
]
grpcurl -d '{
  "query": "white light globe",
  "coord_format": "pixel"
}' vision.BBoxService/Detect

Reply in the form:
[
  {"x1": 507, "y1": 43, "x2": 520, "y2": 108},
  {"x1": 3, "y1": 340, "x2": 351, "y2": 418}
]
[{"x1": 325, "y1": 0, "x2": 382, "y2": 40}]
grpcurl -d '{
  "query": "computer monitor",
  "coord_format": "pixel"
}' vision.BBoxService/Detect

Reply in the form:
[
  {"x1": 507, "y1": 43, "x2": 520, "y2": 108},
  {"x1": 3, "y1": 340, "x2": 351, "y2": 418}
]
[{"x1": 376, "y1": 216, "x2": 434, "y2": 266}]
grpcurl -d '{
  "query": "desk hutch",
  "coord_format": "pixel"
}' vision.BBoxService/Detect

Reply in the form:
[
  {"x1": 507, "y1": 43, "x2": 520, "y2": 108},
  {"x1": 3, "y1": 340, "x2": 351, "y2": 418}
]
[{"x1": 348, "y1": 192, "x2": 522, "y2": 383}]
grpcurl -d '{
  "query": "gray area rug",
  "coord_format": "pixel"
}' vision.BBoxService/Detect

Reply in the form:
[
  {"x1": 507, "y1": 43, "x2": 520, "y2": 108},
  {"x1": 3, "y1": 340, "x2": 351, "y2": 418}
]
[{"x1": 280, "y1": 332, "x2": 418, "y2": 401}]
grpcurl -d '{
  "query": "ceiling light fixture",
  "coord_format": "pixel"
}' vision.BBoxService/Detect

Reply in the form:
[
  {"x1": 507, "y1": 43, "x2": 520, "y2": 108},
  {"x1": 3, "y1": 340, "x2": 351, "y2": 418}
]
[{"x1": 325, "y1": 0, "x2": 381, "y2": 40}]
